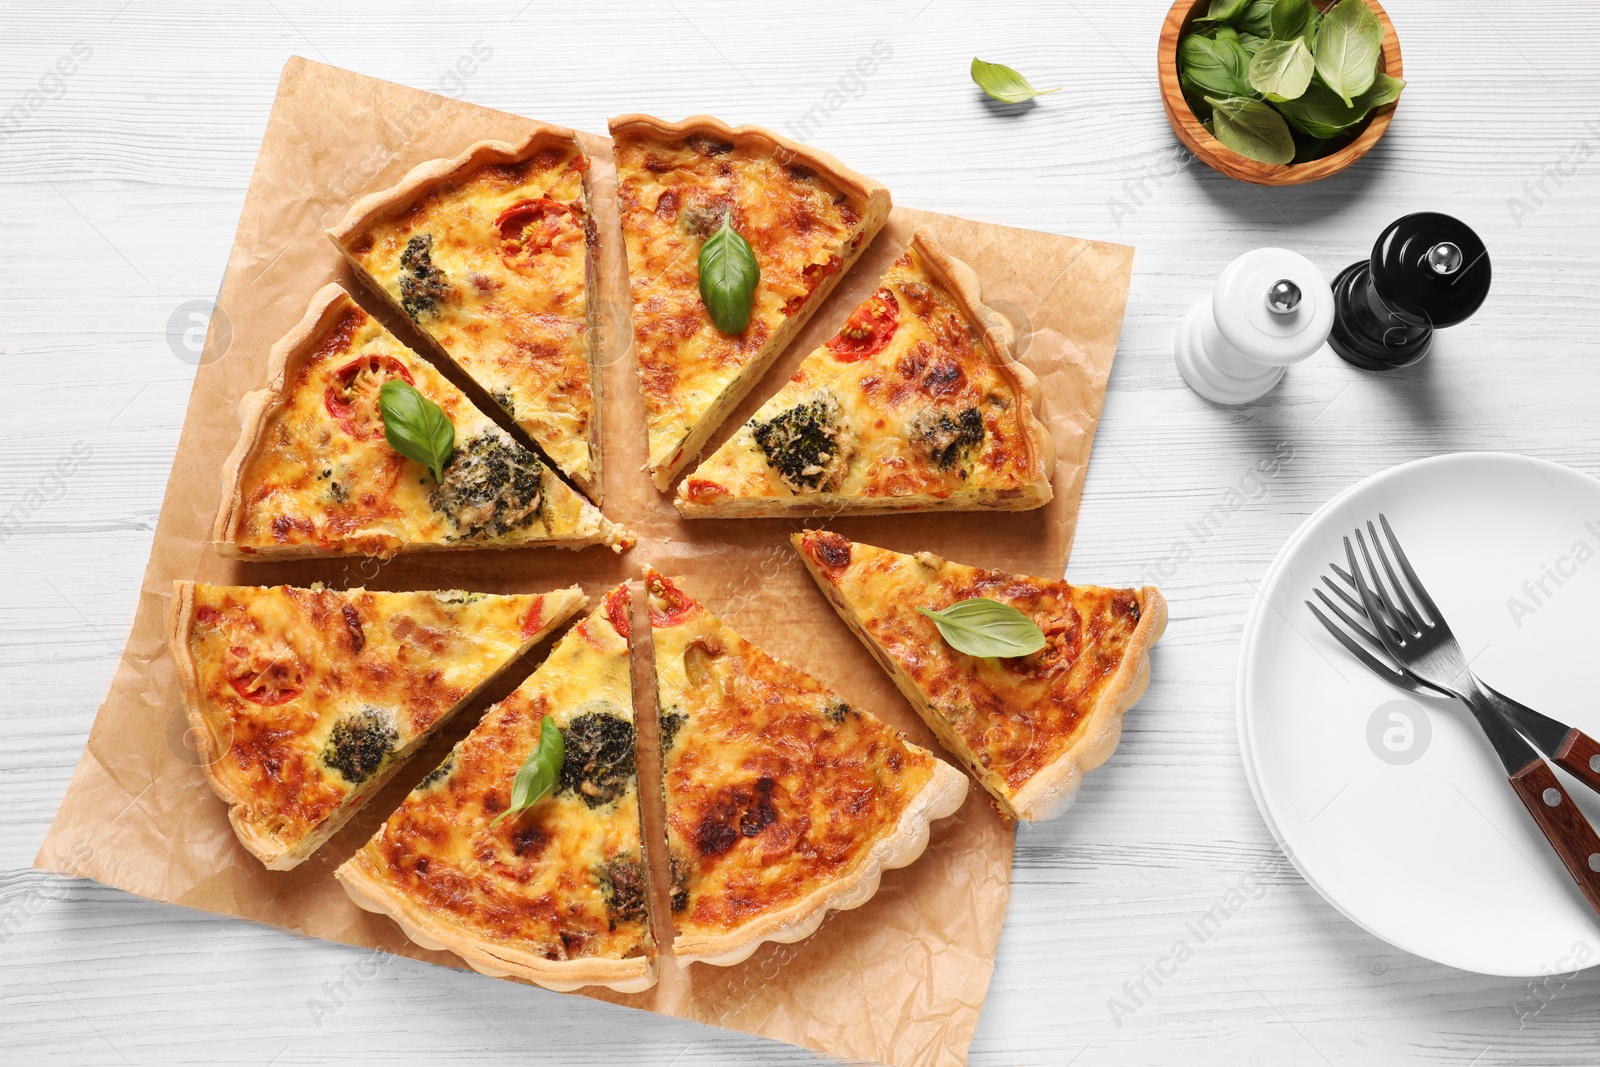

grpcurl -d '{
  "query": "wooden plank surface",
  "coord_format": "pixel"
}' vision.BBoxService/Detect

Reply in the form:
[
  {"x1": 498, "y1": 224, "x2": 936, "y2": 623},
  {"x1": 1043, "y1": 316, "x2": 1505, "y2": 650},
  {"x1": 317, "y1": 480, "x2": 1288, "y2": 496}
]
[{"x1": 4, "y1": 1, "x2": 1599, "y2": 1063}]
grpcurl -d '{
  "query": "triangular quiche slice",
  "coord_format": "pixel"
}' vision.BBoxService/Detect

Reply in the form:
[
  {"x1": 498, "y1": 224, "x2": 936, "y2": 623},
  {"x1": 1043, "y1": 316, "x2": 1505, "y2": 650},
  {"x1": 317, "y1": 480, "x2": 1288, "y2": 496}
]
[
  {"x1": 168, "y1": 581, "x2": 584, "y2": 870},
  {"x1": 610, "y1": 114, "x2": 891, "y2": 490},
  {"x1": 337, "y1": 585, "x2": 657, "y2": 994},
  {"x1": 328, "y1": 129, "x2": 605, "y2": 500},
  {"x1": 793, "y1": 531, "x2": 1167, "y2": 822},
  {"x1": 677, "y1": 228, "x2": 1055, "y2": 517},
  {"x1": 214, "y1": 285, "x2": 630, "y2": 558},
  {"x1": 643, "y1": 568, "x2": 967, "y2": 966}
]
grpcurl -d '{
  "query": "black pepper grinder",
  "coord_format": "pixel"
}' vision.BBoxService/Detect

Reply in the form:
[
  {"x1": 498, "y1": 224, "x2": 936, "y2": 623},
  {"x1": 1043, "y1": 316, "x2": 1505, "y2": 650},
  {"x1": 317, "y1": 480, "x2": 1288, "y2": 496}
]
[{"x1": 1329, "y1": 212, "x2": 1491, "y2": 371}]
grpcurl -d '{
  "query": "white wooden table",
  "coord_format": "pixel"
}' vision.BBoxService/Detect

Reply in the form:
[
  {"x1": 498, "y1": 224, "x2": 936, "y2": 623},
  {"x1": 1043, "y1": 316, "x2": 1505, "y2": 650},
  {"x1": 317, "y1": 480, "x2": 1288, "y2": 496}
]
[{"x1": 5, "y1": 2, "x2": 1599, "y2": 1063}]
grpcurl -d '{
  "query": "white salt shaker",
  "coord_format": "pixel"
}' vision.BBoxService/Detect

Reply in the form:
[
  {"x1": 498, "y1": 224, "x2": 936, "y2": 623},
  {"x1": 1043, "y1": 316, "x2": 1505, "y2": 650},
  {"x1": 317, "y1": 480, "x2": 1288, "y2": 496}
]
[{"x1": 1173, "y1": 247, "x2": 1333, "y2": 405}]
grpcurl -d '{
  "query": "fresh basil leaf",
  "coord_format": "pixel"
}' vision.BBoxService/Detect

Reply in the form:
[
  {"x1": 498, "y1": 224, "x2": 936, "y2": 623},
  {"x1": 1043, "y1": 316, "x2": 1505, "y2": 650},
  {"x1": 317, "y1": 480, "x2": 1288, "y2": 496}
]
[
  {"x1": 1205, "y1": 95, "x2": 1297, "y2": 164},
  {"x1": 1314, "y1": 0, "x2": 1384, "y2": 106},
  {"x1": 970, "y1": 57, "x2": 1060, "y2": 103},
  {"x1": 1235, "y1": 0, "x2": 1276, "y2": 37},
  {"x1": 698, "y1": 215, "x2": 760, "y2": 334},
  {"x1": 1270, "y1": 0, "x2": 1322, "y2": 42},
  {"x1": 1179, "y1": 31, "x2": 1254, "y2": 99},
  {"x1": 1238, "y1": 33, "x2": 1268, "y2": 58},
  {"x1": 492, "y1": 716, "x2": 564, "y2": 827},
  {"x1": 917, "y1": 599, "x2": 1047, "y2": 659},
  {"x1": 1276, "y1": 71, "x2": 1403, "y2": 137},
  {"x1": 1196, "y1": 0, "x2": 1251, "y2": 22},
  {"x1": 377, "y1": 379, "x2": 454, "y2": 483},
  {"x1": 1248, "y1": 37, "x2": 1314, "y2": 101}
]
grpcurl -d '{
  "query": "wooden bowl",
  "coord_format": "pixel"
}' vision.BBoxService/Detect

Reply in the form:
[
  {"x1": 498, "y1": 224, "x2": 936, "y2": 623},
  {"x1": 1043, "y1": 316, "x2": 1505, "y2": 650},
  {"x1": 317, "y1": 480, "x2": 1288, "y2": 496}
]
[{"x1": 1158, "y1": 0, "x2": 1403, "y2": 186}]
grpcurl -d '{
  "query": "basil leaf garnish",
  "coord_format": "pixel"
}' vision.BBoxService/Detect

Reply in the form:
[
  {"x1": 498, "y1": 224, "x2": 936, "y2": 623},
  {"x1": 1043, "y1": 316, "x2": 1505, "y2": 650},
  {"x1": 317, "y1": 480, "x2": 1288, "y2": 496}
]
[
  {"x1": 1248, "y1": 37, "x2": 1315, "y2": 102},
  {"x1": 917, "y1": 599, "x2": 1047, "y2": 659},
  {"x1": 377, "y1": 379, "x2": 455, "y2": 483},
  {"x1": 1179, "y1": 31, "x2": 1254, "y2": 100},
  {"x1": 969, "y1": 58, "x2": 1061, "y2": 104},
  {"x1": 1205, "y1": 95, "x2": 1297, "y2": 164},
  {"x1": 1313, "y1": 0, "x2": 1384, "y2": 107},
  {"x1": 1270, "y1": 0, "x2": 1322, "y2": 43},
  {"x1": 698, "y1": 215, "x2": 760, "y2": 335},
  {"x1": 492, "y1": 716, "x2": 564, "y2": 827}
]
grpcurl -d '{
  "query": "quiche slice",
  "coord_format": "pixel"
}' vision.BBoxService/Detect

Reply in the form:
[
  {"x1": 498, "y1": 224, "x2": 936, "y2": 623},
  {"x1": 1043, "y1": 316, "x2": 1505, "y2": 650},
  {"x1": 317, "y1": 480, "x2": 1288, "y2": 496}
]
[
  {"x1": 677, "y1": 228, "x2": 1055, "y2": 517},
  {"x1": 610, "y1": 114, "x2": 891, "y2": 490},
  {"x1": 214, "y1": 285, "x2": 630, "y2": 559},
  {"x1": 644, "y1": 568, "x2": 967, "y2": 967},
  {"x1": 168, "y1": 581, "x2": 584, "y2": 870},
  {"x1": 793, "y1": 531, "x2": 1167, "y2": 822},
  {"x1": 337, "y1": 585, "x2": 656, "y2": 994},
  {"x1": 329, "y1": 129, "x2": 605, "y2": 500}
]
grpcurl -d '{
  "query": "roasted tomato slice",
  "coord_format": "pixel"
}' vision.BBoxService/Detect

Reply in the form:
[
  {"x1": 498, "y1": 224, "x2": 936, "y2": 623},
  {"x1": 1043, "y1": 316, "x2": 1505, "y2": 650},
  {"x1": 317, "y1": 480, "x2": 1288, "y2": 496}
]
[
  {"x1": 225, "y1": 644, "x2": 306, "y2": 705},
  {"x1": 647, "y1": 574, "x2": 696, "y2": 628},
  {"x1": 324, "y1": 355, "x2": 414, "y2": 440},
  {"x1": 496, "y1": 197, "x2": 583, "y2": 264},
  {"x1": 605, "y1": 585, "x2": 632, "y2": 639},
  {"x1": 781, "y1": 255, "x2": 841, "y2": 316},
  {"x1": 1002, "y1": 602, "x2": 1082, "y2": 679},
  {"x1": 825, "y1": 287, "x2": 898, "y2": 362},
  {"x1": 519, "y1": 595, "x2": 547, "y2": 640}
]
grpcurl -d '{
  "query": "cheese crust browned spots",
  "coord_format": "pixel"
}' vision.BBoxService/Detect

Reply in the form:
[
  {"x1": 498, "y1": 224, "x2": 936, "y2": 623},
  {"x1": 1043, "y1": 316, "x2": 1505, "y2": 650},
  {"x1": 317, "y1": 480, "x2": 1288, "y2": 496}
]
[
  {"x1": 342, "y1": 142, "x2": 600, "y2": 490},
  {"x1": 645, "y1": 570, "x2": 937, "y2": 939},
  {"x1": 795, "y1": 531, "x2": 1144, "y2": 794},
  {"x1": 613, "y1": 129, "x2": 871, "y2": 472}
]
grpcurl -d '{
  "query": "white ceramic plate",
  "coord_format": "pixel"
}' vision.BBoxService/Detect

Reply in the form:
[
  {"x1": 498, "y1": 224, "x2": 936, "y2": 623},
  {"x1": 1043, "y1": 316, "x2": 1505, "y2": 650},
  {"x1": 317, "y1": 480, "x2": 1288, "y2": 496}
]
[{"x1": 1238, "y1": 452, "x2": 1600, "y2": 976}]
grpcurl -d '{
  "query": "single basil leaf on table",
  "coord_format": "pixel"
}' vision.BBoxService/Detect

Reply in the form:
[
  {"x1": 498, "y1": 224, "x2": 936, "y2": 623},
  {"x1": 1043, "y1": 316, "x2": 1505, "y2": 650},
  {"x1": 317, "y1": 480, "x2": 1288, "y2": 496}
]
[
  {"x1": 1235, "y1": 0, "x2": 1276, "y2": 37},
  {"x1": 1276, "y1": 71, "x2": 1403, "y2": 138},
  {"x1": 1248, "y1": 37, "x2": 1315, "y2": 101},
  {"x1": 698, "y1": 215, "x2": 760, "y2": 334},
  {"x1": 970, "y1": 57, "x2": 1060, "y2": 103},
  {"x1": 1205, "y1": 95, "x2": 1297, "y2": 164},
  {"x1": 1270, "y1": 0, "x2": 1322, "y2": 42},
  {"x1": 492, "y1": 716, "x2": 564, "y2": 827},
  {"x1": 377, "y1": 379, "x2": 455, "y2": 483},
  {"x1": 1196, "y1": 0, "x2": 1251, "y2": 22},
  {"x1": 1314, "y1": 0, "x2": 1385, "y2": 106},
  {"x1": 917, "y1": 599, "x2": 1047, "y2": 659},
  {"x1": 1179, "y1": 32, "x2": 1254, "y2": 99}
]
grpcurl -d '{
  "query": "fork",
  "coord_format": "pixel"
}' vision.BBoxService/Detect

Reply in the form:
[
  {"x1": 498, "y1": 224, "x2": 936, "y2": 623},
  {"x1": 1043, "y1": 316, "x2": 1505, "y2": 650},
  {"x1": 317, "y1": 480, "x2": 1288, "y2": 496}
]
[
  {"x1": 1323, "y1": 514, "x2": 1600, "y2": 918},
  {"x1": 1309, "y1": 560, "x2": 1600, "y2": 794}
]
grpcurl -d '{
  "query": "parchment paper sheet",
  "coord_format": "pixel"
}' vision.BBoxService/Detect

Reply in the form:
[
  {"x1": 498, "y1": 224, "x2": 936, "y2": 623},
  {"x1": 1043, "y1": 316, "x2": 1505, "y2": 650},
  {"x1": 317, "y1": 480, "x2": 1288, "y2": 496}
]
[{"x1": 36, "y1": 58, "x2": 1134, "y2": 1067}]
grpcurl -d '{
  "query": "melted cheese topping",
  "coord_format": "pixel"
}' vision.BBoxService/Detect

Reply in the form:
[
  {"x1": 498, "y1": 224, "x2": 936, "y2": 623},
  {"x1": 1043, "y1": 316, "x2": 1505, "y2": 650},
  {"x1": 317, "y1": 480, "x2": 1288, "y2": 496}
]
[
  {"x1": 342, "y1": 144, "x2": 599, "y2": 491},
  {"x1": 645, "y1": 570, "x2": 936, "y2": 940},
  {"x1": 185, "y1": 584, "x2": 581, "y2": 854},
  {"x1": 679, "y1": 247, "x2": 1043, "y2": 513},
  {"x1": 613, "y1": 128, "x2": 871, "y2": 474},
  {"x1": 232, "y1": 300, "x2": 622, "y2": 558},
  {"x1": 795, "y1": 532, "x2": 1145, "y2": 801},
  {"x1": 346, "y1": 589, "x2": 652, "y2": 964}
]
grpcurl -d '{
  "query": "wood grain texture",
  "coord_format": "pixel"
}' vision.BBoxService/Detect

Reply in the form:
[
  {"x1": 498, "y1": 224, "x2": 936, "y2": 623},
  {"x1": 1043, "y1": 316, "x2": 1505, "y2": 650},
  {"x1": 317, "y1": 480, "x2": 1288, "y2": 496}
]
[{"x1": 5, "y1": 1, "x2": 1600, "y2": 1064}]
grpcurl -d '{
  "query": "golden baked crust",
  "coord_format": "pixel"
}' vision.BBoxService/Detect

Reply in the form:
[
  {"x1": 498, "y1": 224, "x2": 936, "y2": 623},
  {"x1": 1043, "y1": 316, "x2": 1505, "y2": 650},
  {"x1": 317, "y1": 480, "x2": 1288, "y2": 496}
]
[
  {"x1": 327, "y1": 129, "x2": 604, "y2": 500},
  {"x1": 793, "y1": 532, "x2": 1167, "y2": 822},
  {"x1": 213, "y1": 284, "x2": 631, "y2": 559},
  {"x1": 609, "y1": 114, "x2": 891, "y2": 489},
  {"x1": 677, "y1": 228, "x2": 1055, "y2": 517},
  {"x1": 167, "y1": 581, "x2": 584, "y2": 869},
  {"x1": 643, "y1": 568, "x2": 967, "y2": 966},
  {"x1": 336, "y1": 586, "x2": 656, "y2": 993}
]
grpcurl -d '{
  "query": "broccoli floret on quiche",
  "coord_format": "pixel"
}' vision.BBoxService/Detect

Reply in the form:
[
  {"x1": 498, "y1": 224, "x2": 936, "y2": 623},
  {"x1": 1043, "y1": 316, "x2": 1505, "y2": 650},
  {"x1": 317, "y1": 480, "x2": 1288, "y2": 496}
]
[
  {"x1": 429, "y1": 435, "x2": 544, "y2": 541},
  {"x1": 322, "y1": 706, "x2": 398, "y2": 784},
  {"x1": 751, "y1": 392, "x2": 853, "y2": 493},
  {"x1": 910, "y1": 406, "x2": 985, "y2": 471},
  {"x1": 558, "y1": 707, "x2": 636, "y2": 809},
  {"x1": 398, "y1": 233, "x2": 451, "y2": 319}
]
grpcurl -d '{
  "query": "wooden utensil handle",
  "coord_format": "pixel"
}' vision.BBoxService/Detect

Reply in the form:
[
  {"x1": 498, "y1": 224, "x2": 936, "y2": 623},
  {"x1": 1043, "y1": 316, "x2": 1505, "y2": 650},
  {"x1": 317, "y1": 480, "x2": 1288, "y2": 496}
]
[
  {"x1": 1509, "y1": 760, "x2": 1600, "y2": 919},
  {"x1": 1554, "y1": 729, "x2": 1600, "y2": 794}
]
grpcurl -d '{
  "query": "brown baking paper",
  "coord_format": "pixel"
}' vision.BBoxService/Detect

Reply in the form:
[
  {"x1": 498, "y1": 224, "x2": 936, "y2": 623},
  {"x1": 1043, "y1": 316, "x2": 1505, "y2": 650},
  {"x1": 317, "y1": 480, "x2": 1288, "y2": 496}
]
[{"x1": 36, "y1": 58, "x2": 1133, "y2": 1067}]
